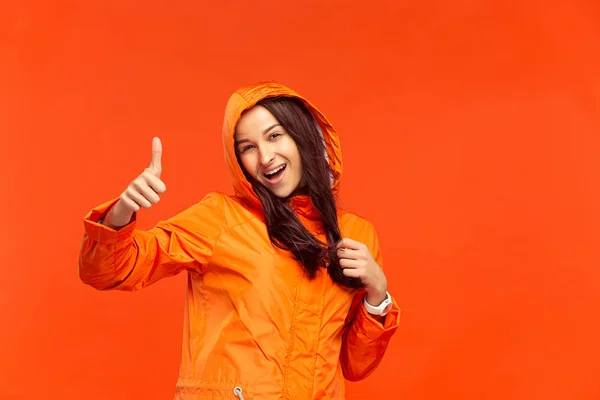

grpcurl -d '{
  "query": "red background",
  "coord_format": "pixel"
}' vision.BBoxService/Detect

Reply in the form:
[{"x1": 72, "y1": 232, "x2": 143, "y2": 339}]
[{"x1": 2, "y1": 0, "x2": 600, "y2": 398}]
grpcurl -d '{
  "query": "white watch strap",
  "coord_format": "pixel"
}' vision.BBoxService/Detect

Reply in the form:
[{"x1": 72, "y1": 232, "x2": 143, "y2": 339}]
[{"x1": 363, "y1": 292, "x2": 393, "y2": 316}]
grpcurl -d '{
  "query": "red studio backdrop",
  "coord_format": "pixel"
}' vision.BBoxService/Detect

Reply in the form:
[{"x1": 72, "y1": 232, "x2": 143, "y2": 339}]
[{"x1": 1, "y1": 1, "x2": 599, "y2": 399}]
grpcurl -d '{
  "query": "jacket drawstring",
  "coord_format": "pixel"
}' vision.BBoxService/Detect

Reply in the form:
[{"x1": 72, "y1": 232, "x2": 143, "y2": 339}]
[{"x1": 233, "y1": 386, "x2": 244, "y2": 400}]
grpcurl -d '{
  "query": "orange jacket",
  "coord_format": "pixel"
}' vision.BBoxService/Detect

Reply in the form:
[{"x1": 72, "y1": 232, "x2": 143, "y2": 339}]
[{"x1": 79, "y1": 82, "x2": 400, "y2": 399}]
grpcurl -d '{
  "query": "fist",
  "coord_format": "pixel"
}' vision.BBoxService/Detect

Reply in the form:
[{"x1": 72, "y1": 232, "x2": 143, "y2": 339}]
[{"x1": 337, "y1": 238, "x2": 388, "y2": 304}]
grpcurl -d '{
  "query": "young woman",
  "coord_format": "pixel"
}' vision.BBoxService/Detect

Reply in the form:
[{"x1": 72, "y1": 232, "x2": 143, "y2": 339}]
[{"x1": 79, "y1": 82, "x2": 400, "y2": 399}]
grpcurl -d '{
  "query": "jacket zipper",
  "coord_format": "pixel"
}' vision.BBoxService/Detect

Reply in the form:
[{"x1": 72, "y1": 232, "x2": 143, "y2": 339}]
[{"x1": 233, "y1": 386, "x2": 245, "y2": 400}]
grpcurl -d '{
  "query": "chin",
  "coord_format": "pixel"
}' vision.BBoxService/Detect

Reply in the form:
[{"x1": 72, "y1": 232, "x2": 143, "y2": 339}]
[
  {"x1": 259, "y1": 178, "x2": 302, "y2": 199},
  {"x1": 264, "y1": 183, "x2": 297, "y2": 199},
  {"x1": 271, "y1": 188, "x2": 294, "y2": 198}
]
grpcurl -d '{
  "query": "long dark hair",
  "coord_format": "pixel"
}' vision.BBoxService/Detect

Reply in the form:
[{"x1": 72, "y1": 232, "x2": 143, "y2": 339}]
[{"x1": 235, "y1": 96, "x2": 364, "y2": 289}]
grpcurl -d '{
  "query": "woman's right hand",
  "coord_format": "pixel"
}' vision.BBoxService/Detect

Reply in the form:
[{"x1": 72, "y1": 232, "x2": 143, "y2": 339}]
[{"x1": 103, "y1": 137, "x2": 167, "y2": 229}]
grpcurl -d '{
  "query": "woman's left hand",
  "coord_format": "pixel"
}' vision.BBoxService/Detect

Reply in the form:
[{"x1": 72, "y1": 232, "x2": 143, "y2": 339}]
[{"x1": 337, "y1": 238, "x2": 388, "y2": 305}]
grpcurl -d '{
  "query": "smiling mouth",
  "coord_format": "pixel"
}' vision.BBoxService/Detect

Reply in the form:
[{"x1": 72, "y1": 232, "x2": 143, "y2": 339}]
[{"x1": 263, "y1": 164, "x2": 287, "y2": 181}]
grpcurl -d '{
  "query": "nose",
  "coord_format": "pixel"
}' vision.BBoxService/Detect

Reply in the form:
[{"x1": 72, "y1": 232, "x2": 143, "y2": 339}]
[{"x1": 258, "y1": 146, "x2": 275, "y2": 166}]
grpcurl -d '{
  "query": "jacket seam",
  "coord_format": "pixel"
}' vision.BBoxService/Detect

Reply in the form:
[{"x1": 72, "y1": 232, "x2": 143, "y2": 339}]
[
  {"x1": 207, "y1": 215, "x2": 260, "y2": 268},
  {"x1": 104, "y1": 237, "x2": 134, "y2": 290},
  {"x1": 203, "y1": 194, "x2": 272, "y2": 271},
  {"x1": 282, "y1": 271, "x2": 301, "y2": 398},
  {"x1": 211, "y1": 194, "x2": 261, "y2": 236},
  {"x1": 308, "y1": 274, "x2": 327, "y2": 398},
  {"x1": 202, "y1": 193, "x2": 232, "y2": 267}
]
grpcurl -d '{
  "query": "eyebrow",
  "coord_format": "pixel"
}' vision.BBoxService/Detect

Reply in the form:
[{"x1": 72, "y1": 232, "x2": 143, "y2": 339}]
[
  {"x1": 262, "y1": 123, "x2": 282, "y2": 134},
  {"x1": 234, "y1": 124, "x2": 282, "y2": 146}
]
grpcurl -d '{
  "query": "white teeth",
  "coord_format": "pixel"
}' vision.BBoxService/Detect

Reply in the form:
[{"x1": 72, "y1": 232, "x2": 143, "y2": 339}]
[{"x1": 265, "y1": 165, "x2": 285, "y2": 176}]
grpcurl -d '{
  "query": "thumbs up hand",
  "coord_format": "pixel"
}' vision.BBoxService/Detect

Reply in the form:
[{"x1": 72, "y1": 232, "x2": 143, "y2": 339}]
[{"x1": 104, "y1": 137, "x2": 167, "y2": 229}]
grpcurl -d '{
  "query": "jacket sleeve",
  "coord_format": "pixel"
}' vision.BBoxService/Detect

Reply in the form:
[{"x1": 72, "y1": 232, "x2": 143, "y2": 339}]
[
  {"x1": 339, "y1": 223, "x2": 401, "y2": 382},
  {"x1": 78, "y1": 192, "x2": 224, "y2": 291}
]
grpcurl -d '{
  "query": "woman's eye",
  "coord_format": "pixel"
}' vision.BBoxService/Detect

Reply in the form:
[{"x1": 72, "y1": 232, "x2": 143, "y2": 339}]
[
  {"x1": 241, "y1": 145, "x2": 254, "y2": 153},
  {"x1": 269, "y1": 132, "x2": 282, "y2": 140}
]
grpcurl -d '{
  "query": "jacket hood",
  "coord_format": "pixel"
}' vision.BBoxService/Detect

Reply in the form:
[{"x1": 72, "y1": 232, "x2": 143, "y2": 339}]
[{"x1": 221, "y1": 82, "x2": 343, "y2": 210}]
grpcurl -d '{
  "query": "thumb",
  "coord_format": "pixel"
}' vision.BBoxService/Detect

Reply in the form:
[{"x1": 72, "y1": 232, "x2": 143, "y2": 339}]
[{"x1": 149, "y1": 137, "x2": 162, "y2": 176}]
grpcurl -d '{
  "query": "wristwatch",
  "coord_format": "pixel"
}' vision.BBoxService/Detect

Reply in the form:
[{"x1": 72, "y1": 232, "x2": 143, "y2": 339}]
[{"x1": 363, "y1": 292, "x2": 393, "y2": 316}]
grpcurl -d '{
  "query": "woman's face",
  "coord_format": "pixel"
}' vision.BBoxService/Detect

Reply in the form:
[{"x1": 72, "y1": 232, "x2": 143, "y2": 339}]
[{"x1": 235, "y1": 105, "x2": 303, "y2": 198}]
